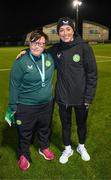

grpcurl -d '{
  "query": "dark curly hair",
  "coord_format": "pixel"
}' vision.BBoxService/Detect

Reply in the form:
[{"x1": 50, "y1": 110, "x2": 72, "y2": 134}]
[{"x1": 29, "y1": 30, "x2": 49, "y2": 43}]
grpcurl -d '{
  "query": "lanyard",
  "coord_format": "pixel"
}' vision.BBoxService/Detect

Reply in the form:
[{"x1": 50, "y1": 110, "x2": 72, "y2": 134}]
[{"x1": 29, "y1": 51, "x2": 45, "y2": 87}]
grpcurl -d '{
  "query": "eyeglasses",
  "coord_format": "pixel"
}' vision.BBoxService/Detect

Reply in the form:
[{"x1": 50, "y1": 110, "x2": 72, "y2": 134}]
[{"x1": 30, "y1": 41, "x2": 46, "y2": 48}]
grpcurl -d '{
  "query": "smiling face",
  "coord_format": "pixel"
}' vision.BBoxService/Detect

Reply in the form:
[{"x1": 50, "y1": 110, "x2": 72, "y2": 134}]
[
  {"x1": 58, "y1": 25, "x2": 74, "y2": 42},
  {"x1": 29, "y1": 36, "x2": 46, "y2": 57}
]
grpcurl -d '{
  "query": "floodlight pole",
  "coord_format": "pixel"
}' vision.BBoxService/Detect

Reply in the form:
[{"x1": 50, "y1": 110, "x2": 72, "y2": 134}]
[
  {"x1": 73, "y1": 0, "x2": 82, "y2": 32},
  {"x1": 76, "y1": 3, "x2": 79, "y2": 32}
]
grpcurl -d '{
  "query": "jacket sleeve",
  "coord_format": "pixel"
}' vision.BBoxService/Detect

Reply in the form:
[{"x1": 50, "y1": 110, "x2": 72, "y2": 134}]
[
  {"x1": 83, "y1": 43, "x2": 98, "y2": 104},
  {"x1": 8, "y1": 60, "x2": 24, "y2": 111}
]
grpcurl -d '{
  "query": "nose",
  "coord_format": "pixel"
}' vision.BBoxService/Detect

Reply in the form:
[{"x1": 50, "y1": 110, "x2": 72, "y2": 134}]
[
  {"x1": 63, "y1": 30, "x2": 68, "y2": 35},
  {"x1": 35, "y1": 43, "x2": 39, "y2": 47}
]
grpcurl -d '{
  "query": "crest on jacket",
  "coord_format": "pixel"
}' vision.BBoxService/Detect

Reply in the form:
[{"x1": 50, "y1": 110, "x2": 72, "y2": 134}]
[
  {"x1": 45, "y1": 60, "x2": 51, "y2": 67},
  {"x1": 73, "y1": 54, "x2": 80, "y2": 62}
]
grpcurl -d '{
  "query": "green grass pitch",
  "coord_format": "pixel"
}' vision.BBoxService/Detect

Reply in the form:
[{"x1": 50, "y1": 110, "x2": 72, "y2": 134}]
[{"x1": 0, "y1": 44, "x2": 111, "y2": 179}]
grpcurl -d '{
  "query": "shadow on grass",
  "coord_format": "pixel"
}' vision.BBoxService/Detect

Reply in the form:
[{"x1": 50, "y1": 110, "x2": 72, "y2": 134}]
[{"x1": 1, "y1": 124, "x2": 18, "y2": 156}]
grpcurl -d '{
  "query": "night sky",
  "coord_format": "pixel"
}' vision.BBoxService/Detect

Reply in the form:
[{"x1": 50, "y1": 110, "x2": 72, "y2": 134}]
[{"x1": 1, "y1": 0, "x2": 110, "y2": 37}]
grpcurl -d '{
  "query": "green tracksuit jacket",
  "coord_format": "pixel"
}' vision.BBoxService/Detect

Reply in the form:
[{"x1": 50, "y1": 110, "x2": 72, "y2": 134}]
[{"x1": 8, "y1": 51, "x2": 55, "y2": 111}]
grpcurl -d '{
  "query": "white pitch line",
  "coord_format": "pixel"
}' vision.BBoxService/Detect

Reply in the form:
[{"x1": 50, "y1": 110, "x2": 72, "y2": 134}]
[
  {"x1": 95, "y1": 55, "x2": 111, "y2": 63},
  {"x1": 97, "y1": 60, "x2": 111, "y2": 63},
  {"x1": 96, "y1": 55, "x2": 111, "y2": 59},
  {"x1": 96, "y1": 55, "x2": 111, "y2": 63},
  {"x1": 0, "y1": 57, "x2": 111, "y2": 72},
  {"x1": 0, "y1": 68, "x2": 10, "y2": 71}
]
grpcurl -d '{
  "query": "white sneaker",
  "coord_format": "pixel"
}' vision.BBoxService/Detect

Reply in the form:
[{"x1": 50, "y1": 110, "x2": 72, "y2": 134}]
[
  {"x1": 77, "y1": 146, "x2": 90, "y2": 161},
  {"x1": 59, "y1": 149, "x2": 73, "y2": 164}
]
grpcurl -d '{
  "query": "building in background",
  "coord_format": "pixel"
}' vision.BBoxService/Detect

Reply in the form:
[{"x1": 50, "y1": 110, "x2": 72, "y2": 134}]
[
  {"x1": 25, "y1": 23, "x2": 59, "y2": 45},
  {"x1": 43, "y1": 23, "x2": 59, "y2": 44},
  {"x1": 82, "y1": 20, "x2": 109, "y2": 43},
  {"x1": 25, "y1": 20, "x2": 109, "y2": 45},
  {"x1": 25, "y1": 32, "x2": 32, "y2": 45}
]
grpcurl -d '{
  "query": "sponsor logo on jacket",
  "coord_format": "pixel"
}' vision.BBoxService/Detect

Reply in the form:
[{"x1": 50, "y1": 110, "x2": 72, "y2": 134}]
[
  {"x1": 27, "y1": 65, "x2": 33, "y2": 69},
  {"x1": 57, "y1": 52, "x2": 62, "y2": 58}
]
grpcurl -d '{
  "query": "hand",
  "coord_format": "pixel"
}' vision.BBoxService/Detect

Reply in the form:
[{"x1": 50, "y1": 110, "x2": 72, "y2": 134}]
[
  {"x1": 5, "y1": 107, "x2": 15, "y2": 126},
  {"x1": 16, "y1": 50, "x2": 26, "y2": 59},
  {"x1": 84, "y1": 103, "x2": 90, "y2": 109}
]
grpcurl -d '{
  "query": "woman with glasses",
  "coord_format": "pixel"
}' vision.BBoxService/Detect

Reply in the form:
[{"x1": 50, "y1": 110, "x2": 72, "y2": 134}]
[{"x1": 5, "y1": 30, "x2": 55, "y2": 171}]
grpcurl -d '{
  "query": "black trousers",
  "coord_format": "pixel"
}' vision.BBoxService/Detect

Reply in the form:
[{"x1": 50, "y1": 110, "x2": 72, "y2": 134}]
[
  {"x1": 15, "y1": 101, "x2": 54, "y2": 160},
  {"x1": 58, "y1": 104, "x2": 89, "y2": 146}
]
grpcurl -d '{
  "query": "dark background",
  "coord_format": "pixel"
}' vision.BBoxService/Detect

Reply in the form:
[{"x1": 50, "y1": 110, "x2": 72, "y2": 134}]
[{"x1": 0, "y1": 0, "x2": 110, "y2": 40}]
